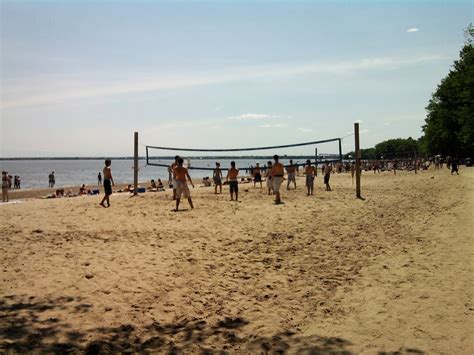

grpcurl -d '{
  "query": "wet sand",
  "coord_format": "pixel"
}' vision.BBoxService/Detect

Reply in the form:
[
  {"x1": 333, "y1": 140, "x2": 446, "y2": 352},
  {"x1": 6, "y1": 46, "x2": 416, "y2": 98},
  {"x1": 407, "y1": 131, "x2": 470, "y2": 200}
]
[{"x1": 1, "y1": 168, "x2": 473, "y2": 353}]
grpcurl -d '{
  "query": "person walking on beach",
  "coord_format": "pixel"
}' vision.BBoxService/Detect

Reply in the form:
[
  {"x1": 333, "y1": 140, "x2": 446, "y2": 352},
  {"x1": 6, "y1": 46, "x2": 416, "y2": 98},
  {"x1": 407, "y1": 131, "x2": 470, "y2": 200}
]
[
  {"x1": 266, "y1": 161, "x2": 273, "y2": 195},
  {"x1": 324, "y1": 161, "x2": 332, "y2": 191},
  {"x1": 350, "y1": 162, "x2": 355, "y2": 185},
  {"x1": 286, "y1": 159, "x2": 297, "y2": 190},
  {"x1": 271, "y1": 155, "x2": 284, "y2": 204},
  {"x1": 226, "y1": 161, "x2": 239, "y2": 201},
  {"x1": 97, "y1": 172, "x2": 102, "y2": 185},
  {"x1": 305, "y1": 160, "x2": 316, "y2": 196},
  {"x1": 451, "y1": 158, "x2": 459, "y2": 175},
  {"x1": 173, "y1": 157, "x2": 194, "y2": 211},
  {"x1": 99, "y1": 159, "x2": 114, "y2": 208},
  {"x1": 213, "y1": 162, "x2": 223, "y2": 194},
  {"x1": 2, "y1": 171, "x2": 11, "y2": 203},
  {"x1": 48, "y1": 171, "x2": 55, "y2": 188}
]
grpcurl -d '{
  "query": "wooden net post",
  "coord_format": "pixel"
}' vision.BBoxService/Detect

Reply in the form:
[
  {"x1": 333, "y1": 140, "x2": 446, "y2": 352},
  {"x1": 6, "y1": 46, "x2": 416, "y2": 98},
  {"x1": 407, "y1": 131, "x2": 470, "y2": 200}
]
[
  {"x1": 133, "y1": 132, "x2": 138, "y2": 196},
  {"x1": 354, "y1": 123, "x2": 362, "y2": 198}
]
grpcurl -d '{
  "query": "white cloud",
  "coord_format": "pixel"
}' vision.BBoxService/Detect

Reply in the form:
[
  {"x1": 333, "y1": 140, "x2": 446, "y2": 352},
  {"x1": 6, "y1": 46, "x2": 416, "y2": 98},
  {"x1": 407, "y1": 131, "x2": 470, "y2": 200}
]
[
  {"x1": 1, "y1": 54, "x2": 447, "y2": 109},
  {"x1": 407, "y1": 28, "x2": 420, "y2": 33},
  {"x1": 259, "y1": 123, "x2": 287, "y2": 129},
  {"x1": 298, "y1": 127, "x2": 313, "y2": 133},
  {"x1": 354, "y1": 119, "x2": 363, "y2": 124},
  {"x1": 228, "y1": 113, "x2": 275, "y2": 121}
]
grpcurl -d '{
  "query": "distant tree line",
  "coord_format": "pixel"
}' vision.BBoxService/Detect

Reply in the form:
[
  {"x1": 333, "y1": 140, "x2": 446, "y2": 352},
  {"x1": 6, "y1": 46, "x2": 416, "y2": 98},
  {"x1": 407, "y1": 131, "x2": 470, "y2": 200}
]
[{"x1": 347, "y1": 25, "x2": 473, "y2": 160}]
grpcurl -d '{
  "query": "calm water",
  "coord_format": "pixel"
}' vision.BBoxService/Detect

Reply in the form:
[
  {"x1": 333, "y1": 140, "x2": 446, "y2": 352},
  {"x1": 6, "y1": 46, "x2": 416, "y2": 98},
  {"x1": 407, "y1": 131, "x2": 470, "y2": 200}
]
[{"x1": 0, "y1": 158, "x2": 309, "y2": 190}]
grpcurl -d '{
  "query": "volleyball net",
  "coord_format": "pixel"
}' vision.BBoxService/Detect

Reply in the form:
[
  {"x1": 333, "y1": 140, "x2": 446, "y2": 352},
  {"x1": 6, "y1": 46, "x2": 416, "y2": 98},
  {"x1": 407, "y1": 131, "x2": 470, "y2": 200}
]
[{"x1": 145, "y1": 137, "x2": 343, "y2": 171}]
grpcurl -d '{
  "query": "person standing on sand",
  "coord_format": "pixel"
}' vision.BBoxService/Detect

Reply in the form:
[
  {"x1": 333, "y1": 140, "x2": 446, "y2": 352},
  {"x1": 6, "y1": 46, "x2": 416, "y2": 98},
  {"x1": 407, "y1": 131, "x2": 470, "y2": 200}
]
[
  {"x1": 324, "y1": 161, "x2": 332, "y2": 191},
  {"x1": 97, "y1": 172, "x2": 102, "y2": 185},
  {"x1": 226, "y1": 161, "x2": 239, "y2": 201},
  {"x1": 173, "y1": 157, "x2": 194, "y2": 211},
  {"x1": 2, "y1": 171, "x2": 11, "y2": 203},
  {"x1": 253, "y1": 162, "x2": 262, "y2": 188},
  {"x1": 271, "y1": 155, "x2": 284, "y2": 204},
  {"x1": 48, "y1": 171, "x2": 55, "y2": 188},
  {"x1": 168, "y1": 155, "x2": 180, "y2": 200},
  {"x1": 213, "y1": 162, "x2": 223, "y2": 194},
  {"x1": 451, "y1": 158, "x2": 459, "y2": 175},
  {"x1": 286, "y1": 159, "x2": 297, "y2": 190},
  {"x1": 305, "y1": 160, "x2": 316, "y2": 196},
  {"x1": 99, "y1": 159, "x2": 114, "y2": 208},
  {"x1": 266, "y1": 161, "x2": 273, "y2": 195}
]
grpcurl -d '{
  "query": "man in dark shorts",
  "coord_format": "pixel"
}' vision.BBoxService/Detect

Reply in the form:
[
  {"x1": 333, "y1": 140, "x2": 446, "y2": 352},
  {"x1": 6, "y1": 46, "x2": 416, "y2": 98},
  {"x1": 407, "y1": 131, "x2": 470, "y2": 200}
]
[
  {"x1": 213, "y1": 162, "x2": 223, "y2": 194},
  {"x1": 99, "y1": 159, "x2": 114, "y2": 207},
  {"x1": 253, "y1": 162, "x2": 262, "y2": 188},
  {"x1": 451, "y1": 158, "x2": 459, "y2": 175},
  {"x1": 324, "y1": 161, "x2": 332, "y2": 191},
  {"x1": 226, "y1": 161, "x2": 239, "y2": 201}
]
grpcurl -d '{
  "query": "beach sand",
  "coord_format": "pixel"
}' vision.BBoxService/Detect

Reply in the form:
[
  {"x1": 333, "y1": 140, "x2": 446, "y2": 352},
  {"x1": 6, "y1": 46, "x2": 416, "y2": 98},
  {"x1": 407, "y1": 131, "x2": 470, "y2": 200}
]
[{"x1": 1, "y1": 168, "x2": 473, "y2": 353}]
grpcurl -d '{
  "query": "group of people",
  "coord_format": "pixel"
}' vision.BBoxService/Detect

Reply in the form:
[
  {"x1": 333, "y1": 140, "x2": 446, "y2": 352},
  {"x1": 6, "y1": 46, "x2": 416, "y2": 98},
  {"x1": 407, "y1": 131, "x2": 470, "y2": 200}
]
[{"x1": 163, "y1": 155, "x2": 334, "y2": 211}]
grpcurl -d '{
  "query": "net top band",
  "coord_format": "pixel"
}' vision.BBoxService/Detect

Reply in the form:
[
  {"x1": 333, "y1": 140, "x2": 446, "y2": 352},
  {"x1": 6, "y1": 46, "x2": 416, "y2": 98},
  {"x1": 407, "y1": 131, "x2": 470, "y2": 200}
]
[{"x1": 146, "y1": 137, "x2": 341, "y2": 153}]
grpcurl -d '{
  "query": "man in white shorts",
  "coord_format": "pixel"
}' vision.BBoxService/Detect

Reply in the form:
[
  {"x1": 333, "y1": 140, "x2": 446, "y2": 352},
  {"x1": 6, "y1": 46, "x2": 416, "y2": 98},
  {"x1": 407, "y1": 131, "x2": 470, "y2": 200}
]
[
  {"x1": 271, "y1": 155, "x2": 284, "y2": 204},
  {"x1": 173, "y1": 157, "x2": 194, "y2": 211},
  {"x1": 286, "y1": 159, "x2": 297, "y2": 190}
]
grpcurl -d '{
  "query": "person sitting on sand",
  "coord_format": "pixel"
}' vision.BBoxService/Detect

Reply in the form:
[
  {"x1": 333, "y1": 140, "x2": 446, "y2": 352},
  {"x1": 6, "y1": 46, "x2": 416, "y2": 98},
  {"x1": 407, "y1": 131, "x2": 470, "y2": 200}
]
[
  {"x1": 99, "y1": 159, "x2": 114, "y2": 208},
  {"x1": 157, "y1": 179, "x2": 164, "y2": 191},
  {"x1": 173, "y1": 157, "x2": 194, "y2": 211},
  {"x1": 271, "y1": 155, "x2": 284, "y2": 204},
  {"x1": 286, "y1": 159, "x2": 297, "y2": 190},
  {"x1": 266, "y1": 161, "x2": 273, "y2": 195},
  {"x1": 226, "y1": 161, "x2": 239, "y2": 201},
  {"x1": 148, "y1": 179, "x2": 158, "y2": 192},
  {"x1": 253, "y1": 162, "x2": 262, "y2": 189},
  {"x1": 79, "y1": 184, "x2": 91, "y2": 195},
  {"x1": 213, "y1": 162, "x2": 223, "y2": 194},
  {"x1": 305, "y1": 159, "x2": 316, "y2": 196},
  {"x1": 202, "y1": 177, "x2": 212, "y2": 187}
]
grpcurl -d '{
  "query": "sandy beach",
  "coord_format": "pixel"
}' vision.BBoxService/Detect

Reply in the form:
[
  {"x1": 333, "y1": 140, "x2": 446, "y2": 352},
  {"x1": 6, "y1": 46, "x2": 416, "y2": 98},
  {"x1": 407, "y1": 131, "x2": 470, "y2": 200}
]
[{"x1": 1, "y1": 168, "x2": 473, "y2": 354}]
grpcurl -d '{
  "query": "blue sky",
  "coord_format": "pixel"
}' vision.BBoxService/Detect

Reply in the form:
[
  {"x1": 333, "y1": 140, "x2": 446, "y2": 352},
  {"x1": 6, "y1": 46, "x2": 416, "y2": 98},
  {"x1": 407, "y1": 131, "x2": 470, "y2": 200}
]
[{"x1": 0, "y1": 0, "x2": 471, "y2": 157}]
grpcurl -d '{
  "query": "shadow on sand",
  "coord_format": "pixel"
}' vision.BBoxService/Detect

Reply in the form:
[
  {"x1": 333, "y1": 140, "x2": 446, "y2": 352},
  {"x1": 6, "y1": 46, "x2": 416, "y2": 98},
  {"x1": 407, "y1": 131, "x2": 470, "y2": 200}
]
[{"x1": 0, "y1": 294, "x2": 424, "y2": 354}]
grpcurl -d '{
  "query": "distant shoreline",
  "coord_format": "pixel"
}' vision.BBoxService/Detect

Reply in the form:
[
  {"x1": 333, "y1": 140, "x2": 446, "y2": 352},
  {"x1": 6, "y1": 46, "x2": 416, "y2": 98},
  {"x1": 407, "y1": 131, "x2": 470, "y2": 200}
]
[{"x1": 0, "y1": 155, "x2": 329, "y2": 161}]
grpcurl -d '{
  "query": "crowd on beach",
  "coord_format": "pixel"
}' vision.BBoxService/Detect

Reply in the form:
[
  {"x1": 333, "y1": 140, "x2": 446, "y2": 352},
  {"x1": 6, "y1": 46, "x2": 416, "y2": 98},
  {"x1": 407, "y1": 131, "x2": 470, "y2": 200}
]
[{"x1": 1, "y1": 155, "x2": 464, "y2": 204}]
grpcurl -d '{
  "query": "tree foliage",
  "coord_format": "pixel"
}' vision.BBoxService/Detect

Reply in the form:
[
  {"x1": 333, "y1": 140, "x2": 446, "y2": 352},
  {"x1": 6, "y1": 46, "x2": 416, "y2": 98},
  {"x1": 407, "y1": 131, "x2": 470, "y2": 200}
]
[
  {"x1": 421, "y1": 24, "x2": 474, "y2": 157},
  {"x1": 345, "y1": 137, "x2": 420, "y2": 160}
]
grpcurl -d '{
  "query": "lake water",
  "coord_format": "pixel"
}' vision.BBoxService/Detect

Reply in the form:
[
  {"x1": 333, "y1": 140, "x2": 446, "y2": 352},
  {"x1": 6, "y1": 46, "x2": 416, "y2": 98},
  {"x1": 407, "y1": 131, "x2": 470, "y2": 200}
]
[{"x1": 0, "y1": 158, "x2": 313, "y2": 190}]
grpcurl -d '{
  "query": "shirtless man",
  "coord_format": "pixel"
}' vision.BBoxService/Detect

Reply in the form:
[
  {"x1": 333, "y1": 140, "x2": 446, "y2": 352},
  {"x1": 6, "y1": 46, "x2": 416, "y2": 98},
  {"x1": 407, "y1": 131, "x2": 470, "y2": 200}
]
[
  {"x1": 304, "y1": 159, "x2": 316, "y2": 196},
  {"x1": 271, "y1": 155, "x2": 284, "y2": 204},
  {"x1": 99, "y1": 159, "x2": 114, "y2": 207},
  {"x1": 213, "y1": 162, "x2": 223, "y2": 194},
  {"x1": 286, "y1": 159, "x2": 296, "y2": 190},
  {"x1": 168, "y1": 155, "x2": 180, "y2": 200},
  {"x1": 323, "y1": 161, "x2": 332, "y2": 191},
  {"x1": 266, "y1": 161, "x2": 273, "y2": 195},
  {"x1": 226, "y1": 161, "x2": 239, "y2": 201},
  {"x1": 253, "y1": 162, "x2": 262, "y2": 188},
  {"x1": 173, "y1": 157, "x2": 194, "y2": 211}
]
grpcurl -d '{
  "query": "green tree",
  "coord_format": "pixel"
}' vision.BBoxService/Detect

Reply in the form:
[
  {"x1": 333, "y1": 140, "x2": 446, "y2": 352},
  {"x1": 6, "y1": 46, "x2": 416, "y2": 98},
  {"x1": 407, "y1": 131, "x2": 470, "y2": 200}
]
[{"x1": 422, "y1": 24, "x2": 474, "y2": 157}]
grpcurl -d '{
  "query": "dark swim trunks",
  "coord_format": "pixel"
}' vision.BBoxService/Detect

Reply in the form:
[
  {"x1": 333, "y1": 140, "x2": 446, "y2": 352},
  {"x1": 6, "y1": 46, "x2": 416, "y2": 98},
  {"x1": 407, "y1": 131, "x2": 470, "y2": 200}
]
[
  {"x1": 254, "y1": 173, "x2": 262, "y2": 182},
  {"x1": 104, "y1": 179, "x2": 112, "y2": 196},
  {"x1": 324, "y1": 173, "x2": 330, "y2": 184},
  {"x1": 229, "y1": 181, "x2": 238, "y2": 193}
]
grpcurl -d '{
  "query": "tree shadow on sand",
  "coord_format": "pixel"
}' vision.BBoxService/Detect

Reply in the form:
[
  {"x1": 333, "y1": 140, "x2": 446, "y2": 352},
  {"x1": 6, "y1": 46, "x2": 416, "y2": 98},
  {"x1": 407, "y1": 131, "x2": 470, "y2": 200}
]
[{"x1": 0, "y1": 294, "x2": 424, "y2": 354}]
